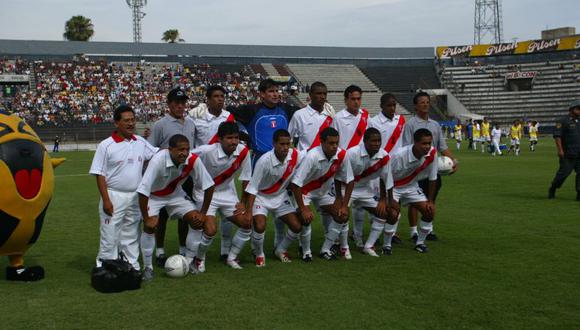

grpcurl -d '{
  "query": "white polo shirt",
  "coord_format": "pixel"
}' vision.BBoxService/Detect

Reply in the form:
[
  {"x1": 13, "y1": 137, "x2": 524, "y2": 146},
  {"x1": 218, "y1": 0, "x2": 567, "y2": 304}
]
[
  {"x1": 346, "y1": 145, "x2": 393, "y2": 192},
  {"x1": 288, "y1": 105, "x2": 332, "y2": 151},
  {"x1": 492, "y1": 128, "x2": 502, "y2": 142},
  {"x1": 191, "y1": 109, "x2": 233, "y2": 147},
  {"x1": 136, "y1": 149, "x2": 214, "y2": 198},
  {"x1": 331, "y1": 108, "x2": 368, "y2": 150},
  {"x1": 291, "y1": 146, "x2": 353, "y2": 198},
  {"x1": 89, "y1": 132, "x2": 158, "y2": 192},
  {"x1": 368, "y1": 112, "x2": 405, "y2": 153},
  {"x1": 391, "y1": 145, "x2": 438, "y2": 189},
  {"x1": 245, "y1": 148, "x2": 305, "y2": 198},
  {"x1": 191, "y1": 143, "x2": 252, "y2": 201}
]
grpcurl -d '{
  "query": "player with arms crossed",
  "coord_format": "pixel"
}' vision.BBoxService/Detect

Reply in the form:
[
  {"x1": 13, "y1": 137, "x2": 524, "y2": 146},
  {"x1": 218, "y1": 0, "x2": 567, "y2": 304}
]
[
  {"x1": 244, "y1": 129, "x2": 307, "y2": 265},
  {"x1": 290, "y1": 127, "x2": 354, "y2": 260},
  {"x1": 190, "y1": 122, "x2": 253, "y2": 271},
  {"x1": 137, "y1": 134, "x2": 215, "y2": 281},
  {"x1": 392, "y1": 128, "x2": 438, "y2": 253}
]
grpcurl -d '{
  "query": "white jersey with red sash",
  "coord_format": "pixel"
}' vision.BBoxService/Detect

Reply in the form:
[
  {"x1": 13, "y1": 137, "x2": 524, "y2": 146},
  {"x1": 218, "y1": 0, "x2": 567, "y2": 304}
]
[
  {"x1": 346, "y1": 145, "x2": 393, "y2": 193},
  {"x1": 245, "y1": 148, "x2": 304, "y2": 200},
  {"x1": 191, "y1": 143, "x2": 252, "y2": 201},
  {"x1": 192, "y1": 109, "x2": 235, "y2": 147},
  {"x1": 288, "y1": 105, "x2": 333, "y2": 151},
  {"x1": 332, "y1": 108, "x2": 369, "y2": 150},
  {"x1": 369, "y1": 112, "x2": 406, "y2": 154},
  {"x1": 137, "y1": 149, "x2": 214, "y2": 199},
  {"x1": 291, "y1": 146, "x2": 353, "y2": 199},
  {"x1": 391, "y1": 145, "x2": 438, "y2": 189}
]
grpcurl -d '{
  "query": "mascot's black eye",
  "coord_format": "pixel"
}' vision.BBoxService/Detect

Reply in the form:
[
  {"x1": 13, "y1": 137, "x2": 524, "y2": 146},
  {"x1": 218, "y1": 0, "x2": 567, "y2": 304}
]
[
  {"x1": 17, "y1": 121, "x2": 35, "y2": 137},
  {"x1": 0, "y1": 122, "x2": 14, "y2": 139}
]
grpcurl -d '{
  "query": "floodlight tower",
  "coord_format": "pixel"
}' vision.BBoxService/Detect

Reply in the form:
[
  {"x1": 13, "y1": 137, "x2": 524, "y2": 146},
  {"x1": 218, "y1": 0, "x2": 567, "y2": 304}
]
[
  {"x1": 474, "y1": 0, "x2": 503, "y2": 44},
  {"x1": 127, "y1": 0, "x2": 147, "y2": 43}
]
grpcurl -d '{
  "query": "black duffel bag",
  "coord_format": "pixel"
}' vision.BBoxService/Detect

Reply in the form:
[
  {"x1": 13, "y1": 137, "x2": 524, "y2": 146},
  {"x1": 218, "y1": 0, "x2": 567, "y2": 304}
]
[{"x1": 91, "y1": 253, "x2": 142, "y2": 293}]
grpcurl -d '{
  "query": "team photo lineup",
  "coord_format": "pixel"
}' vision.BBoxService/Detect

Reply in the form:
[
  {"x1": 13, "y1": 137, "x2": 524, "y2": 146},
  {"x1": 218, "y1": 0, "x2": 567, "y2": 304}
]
[{"x1": 88, "y1": 80, "x2": 458, "y2": 281}]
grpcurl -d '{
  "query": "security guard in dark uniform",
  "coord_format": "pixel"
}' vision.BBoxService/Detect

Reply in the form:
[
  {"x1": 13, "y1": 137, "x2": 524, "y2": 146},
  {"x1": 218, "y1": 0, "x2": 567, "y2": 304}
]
[{"x1": 549, "y1": 100, "x2": 580, "y2": 201}]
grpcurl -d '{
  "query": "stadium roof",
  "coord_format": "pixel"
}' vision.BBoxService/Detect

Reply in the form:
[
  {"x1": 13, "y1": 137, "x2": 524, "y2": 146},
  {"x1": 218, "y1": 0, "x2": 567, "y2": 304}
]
[{"x1": 0, "y1": 39, "x2": 434, "y2": 59}]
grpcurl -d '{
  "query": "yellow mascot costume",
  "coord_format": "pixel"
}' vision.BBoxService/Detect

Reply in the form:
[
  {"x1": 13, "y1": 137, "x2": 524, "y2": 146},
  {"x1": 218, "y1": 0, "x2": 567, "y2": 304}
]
[{"x1": 0, "y1": 109, "x2": 64, "y2": 281}]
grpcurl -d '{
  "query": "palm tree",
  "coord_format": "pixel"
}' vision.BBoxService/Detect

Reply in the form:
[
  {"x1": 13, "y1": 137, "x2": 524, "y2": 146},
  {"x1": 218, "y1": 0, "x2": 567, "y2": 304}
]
[
  {"x1": 63, "y1": 15, "x2": 94, "y2": 41},
  {"x1": 162, "y1": 29, "x2": 185, "y2": 43}
]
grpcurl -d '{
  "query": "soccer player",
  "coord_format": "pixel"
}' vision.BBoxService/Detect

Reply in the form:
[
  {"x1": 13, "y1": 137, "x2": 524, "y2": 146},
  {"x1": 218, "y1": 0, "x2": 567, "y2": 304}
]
[
  {"x1": 491, "y1": 123, "x2": 503, "y2": 156},
  {"x1": 190, "y1": 121, "x2": 253, "y2": 271},
  {"x1": 392, "y1": 128, "x2": 439, "y2": 253},
  {"x1": 137, "y1": 134, "x2": 215, "y2": 281},
  {"x1": 402, "y1": 91, "x2": 457, "y2": 241},
  {"x1": 472, "y1": 120, "x2": 481, "y2": 151},
  {"x1": 147, "y1": 88, "x2": 196, "y2": 266},
  {"x1": 331, "y1": 85, "x2": 369, "y2": 251},
  {"x1": 190, "y1": 85, "x2": 238, "y2": 261},
  {"x1": 454, "y1": 121, "x2": 463, "y2": 151},
  {"x1": 481, "y1": 117, "x2": 491, "y2": 153},
  {"x1": 244, "y1": 129, "x2": 307, "y2": 265},
  {"x1": 290, "y1": 127, "x2": 354, "y2": 260},
  {"x1": 508, "y1": 120, "x2": 522, "y2": 156},
  {"x1": 342, "y1": 128, "x2": 397, "y2": 257},
  {"x1": 368, "y1": 93, "x2": 405, "y2": 246},
  {"x1": 529, "y1": 120, "x2": 539, "y2": 151},
  {"x1": 89, "y1": 105, "x2": 158, "y2": 272}
]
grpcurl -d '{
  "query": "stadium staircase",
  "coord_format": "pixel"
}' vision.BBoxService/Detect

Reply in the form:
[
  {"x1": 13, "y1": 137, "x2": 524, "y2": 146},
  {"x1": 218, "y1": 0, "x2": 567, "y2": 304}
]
[
  {"x1": 361, "y1": 64, "x2": 441, "y2": 116},
  {"x1": 285, "y1": 64, "x2": 404, "y2": 115},
  {"x1": 250, "y1": 64, "x2": 268, "y2": 78},
  {"x1": 441, "y1": 59, "x2": 580, "y2": 127},
  {"x1": 261, "y1": 63, "x2": 280, "y2": 77}
]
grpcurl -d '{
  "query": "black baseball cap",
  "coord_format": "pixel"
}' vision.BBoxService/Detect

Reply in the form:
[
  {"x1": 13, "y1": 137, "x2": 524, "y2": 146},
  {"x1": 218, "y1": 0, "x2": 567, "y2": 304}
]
[{"x1": 167, "y1": 88, "x2": 189, "y2": 103}]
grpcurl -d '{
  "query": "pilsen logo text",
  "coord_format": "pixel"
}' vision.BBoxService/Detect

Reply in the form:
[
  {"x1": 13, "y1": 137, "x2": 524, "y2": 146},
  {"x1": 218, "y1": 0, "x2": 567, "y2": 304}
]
[
  {"x1": 527, "y1": 39, "x2": 560, "y2": 53},
  {"x1": 441, "y1": 45, "x2": 473, "y2": 57}
]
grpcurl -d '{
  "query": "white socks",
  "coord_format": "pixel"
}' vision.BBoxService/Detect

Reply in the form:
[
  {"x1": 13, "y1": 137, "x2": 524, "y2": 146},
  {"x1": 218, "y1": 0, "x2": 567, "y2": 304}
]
[
  {"x1": 273, "y1": 217, "x2": 285, "y2": 248},
  {"x1": 353, "y1": 207, "x2": 365, "y2": 241},
  {"x1": 276, "y1": 230, "x2": 299, "y2": 254},
  {"x1": 321, "y1": 220, "x2": 343, "y2": 253},
  {"x1": 196, "y1": 233, "x2": 214, "y2": 261},
  {"x1": 251, "y1": 231, "x2": 265, "y2": 258},
  {"x1": 228, "y1": 228, "x2": 251, "y2": 261},
  {"x1": 300, "y1": 224, "x2": 312, "y2": 256},
  {"x1": 417, "y1": 220, "x2": 433, "y2": 245},
  {"x1": 185, "y1": 228, "x2": 202, "y2": 259},
  {"x1": 140, "y1": 232, "x2": 155, "y2": 269},
  {"x1": 364, "y1": 217, "x2": 385, "y2": 249},
  {"x1": 220, "y1": 220, "x2": 233, "y2": 256},
  {"x1": 383, "y1": 221, "x2": 398, "y2": 248}
]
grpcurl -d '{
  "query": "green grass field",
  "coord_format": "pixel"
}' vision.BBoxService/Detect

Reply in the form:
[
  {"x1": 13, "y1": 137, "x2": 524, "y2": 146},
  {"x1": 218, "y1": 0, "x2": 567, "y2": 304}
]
[{"x1": 1, "y1": 138, "x2": 579, "y2": 329}]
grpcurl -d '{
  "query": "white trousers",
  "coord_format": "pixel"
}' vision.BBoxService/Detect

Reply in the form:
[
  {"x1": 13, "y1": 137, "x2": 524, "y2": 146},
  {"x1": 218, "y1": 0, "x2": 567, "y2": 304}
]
[
  {"x1": 492, "y1": 140, "x2": 501, "y2": 155},
  {"x1": 96, "y1": 190, "x2": 141, "y2": 270}
]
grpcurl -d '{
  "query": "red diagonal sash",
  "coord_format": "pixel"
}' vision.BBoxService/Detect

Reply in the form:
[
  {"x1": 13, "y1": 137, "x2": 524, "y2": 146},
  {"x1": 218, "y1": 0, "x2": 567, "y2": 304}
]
[
  {"x1": 213, "y1": 147, "x2": 249, "y2": 186},
  {"x1": 347, "y1": 109, "x2": 369, "y2": 149},
  {"x1": 301, "y1": 149, "x2": 347, "y2": 195},
  {"x1": 354, "y1": 155, "x2": 390, "y2": 182},
  {"x1": 260, "y1": 149, "x2": 298, "y2": 195},
  {"x1": 384, "y1": 115, "x2": 405, "y2": 153},
  {"x1": 152, "y1": 153, "x2": 198, "y2": 197},
  {"x1": 308, "y1": 116, "x2": 333, "y2": 150},
  {"x1": 394, "y1": 148, "x2": 437, "y2": 187},
  {"x1": 208, "y1": 113, "x2": 235, "y2": 144}
]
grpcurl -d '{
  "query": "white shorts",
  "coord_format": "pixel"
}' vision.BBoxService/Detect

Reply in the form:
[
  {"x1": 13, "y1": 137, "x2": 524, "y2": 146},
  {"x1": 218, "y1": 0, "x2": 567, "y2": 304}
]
[
  {"x1": 529, "y1": 137, "x2": 538, "y2": 142},
  {"x1": 511, "y1": 138, "x2": 520, "y2": 146},
  {"x1": 303, "y1": 192, "x2": 335, "y2": 208},
  {"x1": 148, "y1": 192, "x2": 195, "y2": 219},
  {"x1": 207, "y1": 190, "x2": 239, "y2": 218},
  {"x1": 393, "y1": 185, "x2": 427, "y2": 206},
  {"x1": 253, "y1": 192, "x2": 296, "y2": 218},
  {"x1": 348, "y1": 188, "x2": 379, "y2": 209}
]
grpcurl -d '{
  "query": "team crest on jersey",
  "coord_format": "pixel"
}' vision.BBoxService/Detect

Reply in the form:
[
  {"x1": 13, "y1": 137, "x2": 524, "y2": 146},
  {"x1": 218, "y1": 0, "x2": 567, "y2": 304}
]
[{"x1": 271, "y1": 120, "x2": 277, "y2": 128}]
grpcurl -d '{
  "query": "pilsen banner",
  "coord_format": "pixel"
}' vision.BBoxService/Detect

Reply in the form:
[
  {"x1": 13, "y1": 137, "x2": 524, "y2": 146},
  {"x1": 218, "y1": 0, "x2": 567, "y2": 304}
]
[{"x1": 437, "y1": 35, "x2": 580, "y2": 58}]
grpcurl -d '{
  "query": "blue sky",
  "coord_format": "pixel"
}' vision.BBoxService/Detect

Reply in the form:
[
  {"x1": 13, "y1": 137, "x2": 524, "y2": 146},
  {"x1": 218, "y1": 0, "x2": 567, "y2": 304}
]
[{"x1": 0, "y1": 0, "x2": 578, "y2": 47}]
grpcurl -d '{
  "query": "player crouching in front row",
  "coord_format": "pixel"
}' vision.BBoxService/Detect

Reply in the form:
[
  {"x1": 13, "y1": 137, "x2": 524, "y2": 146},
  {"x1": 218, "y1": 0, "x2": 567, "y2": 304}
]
[
  {"x1": 137, "y1": 134, "x2": 215, "y2": 281},
  {"x1": 290, "y1": 127, "x2": 355, "y2": 261},
  {"x1": 190, "y1": 122, "x2": 253, "y2": 272},
  {"x1": 389, "y1": 128, "x2": 438, "y2": 253},
  {"x1": 244, "y1": 129, "x2": 307, "y2": 266}
]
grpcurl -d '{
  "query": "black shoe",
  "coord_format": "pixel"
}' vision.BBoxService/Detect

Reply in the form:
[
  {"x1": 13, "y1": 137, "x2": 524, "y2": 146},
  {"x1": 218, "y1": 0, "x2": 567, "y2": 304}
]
[
  {"x1": 6, "y1": 266, "x2": 45, "y2": 281},
  {"x1": 411, "y1": 233, "x2": 418, "y2": 244},
  {"x1": 382, "y1": 246, "x2": 393, "y2": 255},
  {"x1": 156, "y1": 254, "x2": 167, "y2": 268},
  {"x1": 319, "y1": 251, "x2": 337, "y2": 261},
  {"x1": 548, "y1": 187, "x2": 556, "y2": 199},
  {"x1": 426, "y1": 232, "x2": 438, "y2": 241},
  {"x1": 391, "y1": 234, "x2": 402, "y2": 245},
  {"x1": 414, "y1": 244, "x2": 429, "y2": 253},
  {"x1": 220, "y1": 254, "x2": 228, "y2": 262},
  {"x1": 302, "y1": 253, "x2": 313, "y2": 262},
  {"x1": 330, "y1": 244, "x2": 340, "y2": 255}
]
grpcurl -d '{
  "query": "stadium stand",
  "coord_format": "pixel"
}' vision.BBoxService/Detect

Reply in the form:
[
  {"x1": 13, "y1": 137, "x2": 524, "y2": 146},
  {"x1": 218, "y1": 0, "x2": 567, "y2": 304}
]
[{"x1": 440, "y1": 59, "x2": 580, "y2": 127}]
